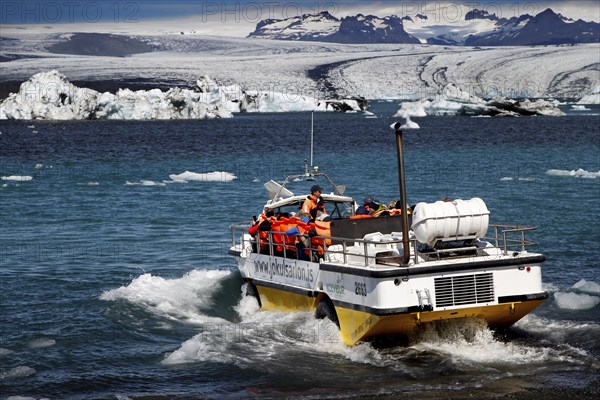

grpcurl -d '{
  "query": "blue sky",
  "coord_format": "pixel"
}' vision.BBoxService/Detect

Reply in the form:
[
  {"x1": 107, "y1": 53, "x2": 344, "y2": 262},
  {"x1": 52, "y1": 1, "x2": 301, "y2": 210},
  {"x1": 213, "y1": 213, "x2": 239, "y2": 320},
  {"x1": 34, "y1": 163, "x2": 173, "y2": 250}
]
[{"x1": 1, "y1": 0, "x2": 599, "y2": 24}]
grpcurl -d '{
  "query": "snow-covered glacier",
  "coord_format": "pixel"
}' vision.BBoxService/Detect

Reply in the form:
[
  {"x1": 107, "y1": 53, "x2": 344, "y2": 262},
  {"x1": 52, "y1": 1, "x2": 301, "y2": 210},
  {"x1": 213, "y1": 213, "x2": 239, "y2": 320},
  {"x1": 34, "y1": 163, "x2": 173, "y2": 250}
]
[{"x1": 1, "y1": 27, "x2": 599, "y2": 104}]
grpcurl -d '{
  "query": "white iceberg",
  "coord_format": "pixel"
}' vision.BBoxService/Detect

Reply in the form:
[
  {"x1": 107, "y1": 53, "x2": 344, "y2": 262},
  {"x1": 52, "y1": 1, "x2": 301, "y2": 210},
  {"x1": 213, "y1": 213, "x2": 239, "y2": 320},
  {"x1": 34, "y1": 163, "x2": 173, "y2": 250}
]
[
  {"x1": 546, "y1": 168, "x2": 600, "y2": 179},
  {"x1": 169, "y1": 171, "x2": 237, "y2": 182},
  {"x1": 0, "y1": 71, "x2": 233, "y2": 120},
  {"x1": 396, "y1": 83, "x2": 564, "y2": 117},
  {"x1": 577, "y1": 85, "x2": 600, "y2": 105},
  {"x1": 0, "y1": 71, "x2": 368, "y2": 120}
]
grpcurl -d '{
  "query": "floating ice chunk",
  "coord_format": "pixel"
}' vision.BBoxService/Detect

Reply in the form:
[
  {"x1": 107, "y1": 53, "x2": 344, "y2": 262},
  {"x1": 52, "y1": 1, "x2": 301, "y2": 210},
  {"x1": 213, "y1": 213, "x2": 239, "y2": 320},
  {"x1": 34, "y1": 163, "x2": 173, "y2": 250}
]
[
  {"x1": 500, "y1": 177, "x2": 513, "y2": 181},
  {"x1": 169, "y1": 171, "x2": 237, "y2": 182},
  {"x1": 0, "y1": 366, "x2": 36, "y2": 380},
  {"x1": 399, "y1": 116, "x2": 420, "y2": 129},
  {"x1": 546, "y1": 168, "x2": 600, "y2": 179},
  {"x1": 0, "y1": 347, "x2": 14, "y2": 356},
  {"x1": 35, "y1": 163, "x2": 43, "y2": 169},
  {"x1": 1, "y1": 175, "x2": 33, "y2": 181},
  {"x1": 554, "y1": 291, "x2": 600, "y2": 310},
  {"x1": 571, "y1": 105, "x2": 591, "y2": 111},
  {"x1": 28, "y1": 338, "x2": 56, "y2": 348},
  {"x1": 572, "y1": 279, "x2": 600, "y2": 295}
]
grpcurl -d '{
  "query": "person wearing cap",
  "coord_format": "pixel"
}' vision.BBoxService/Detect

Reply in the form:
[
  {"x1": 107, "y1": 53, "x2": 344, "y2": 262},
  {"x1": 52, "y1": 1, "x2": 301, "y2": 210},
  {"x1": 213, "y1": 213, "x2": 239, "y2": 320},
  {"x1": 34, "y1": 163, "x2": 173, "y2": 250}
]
[
  {"x1": 363, "y1": 196, "x2": 388, "y2": 217},
  {"x1": 302, "y1": 185, "x2": 326, "y2": 220}
]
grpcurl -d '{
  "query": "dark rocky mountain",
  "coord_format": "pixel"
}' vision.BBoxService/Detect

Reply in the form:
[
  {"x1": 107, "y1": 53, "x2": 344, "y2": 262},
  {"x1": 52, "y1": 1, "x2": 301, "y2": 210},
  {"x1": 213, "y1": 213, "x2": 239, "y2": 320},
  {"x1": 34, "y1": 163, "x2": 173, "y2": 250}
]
[
  {"x1": 464, "y1": 8, "x2": 599, "y2": 46},
  {"x1": 248, "y1": 11, "x2": 420, "y2": 44}
]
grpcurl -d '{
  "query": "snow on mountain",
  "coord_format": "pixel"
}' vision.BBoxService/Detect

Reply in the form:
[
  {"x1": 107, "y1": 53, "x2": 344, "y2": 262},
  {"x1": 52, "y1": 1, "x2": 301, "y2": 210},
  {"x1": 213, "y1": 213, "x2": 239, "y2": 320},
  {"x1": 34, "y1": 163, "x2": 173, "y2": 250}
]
[
  {"x1": 412, "y1": 8, "x2": 600, "y2": 46},
  {"x1": 248, "y1": 11, "x2": 340, "y2": 41},
  {"x1": 248, "y1": 11, "x2": 420, "y2": 44}
]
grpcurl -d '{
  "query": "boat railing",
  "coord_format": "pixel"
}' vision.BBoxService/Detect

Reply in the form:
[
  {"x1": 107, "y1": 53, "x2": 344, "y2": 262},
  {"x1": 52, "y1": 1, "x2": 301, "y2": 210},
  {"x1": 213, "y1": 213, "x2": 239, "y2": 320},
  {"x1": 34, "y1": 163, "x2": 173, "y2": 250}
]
[
  {"x1": 230, "y1": 222, "x2": 413, "y2": 267},
  {"x1": 484, "y1": 224, "x2": 538, "y2": 255}
]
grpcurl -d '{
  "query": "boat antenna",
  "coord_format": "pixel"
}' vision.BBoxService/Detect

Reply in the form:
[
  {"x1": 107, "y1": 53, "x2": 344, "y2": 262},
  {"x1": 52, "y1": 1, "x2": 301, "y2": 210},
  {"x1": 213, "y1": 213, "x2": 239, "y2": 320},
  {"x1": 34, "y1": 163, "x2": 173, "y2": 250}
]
[
  {"x1": 391, "y1": 122, "x2": 411, "y2": 266},
  {"x1": 310, "y1": 111, "x2": 314, "y2": 169}
]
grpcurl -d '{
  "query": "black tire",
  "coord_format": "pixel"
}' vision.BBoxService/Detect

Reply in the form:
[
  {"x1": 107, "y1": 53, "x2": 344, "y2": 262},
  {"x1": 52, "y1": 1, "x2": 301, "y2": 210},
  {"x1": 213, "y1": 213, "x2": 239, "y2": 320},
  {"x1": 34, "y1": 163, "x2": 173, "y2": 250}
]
[
  {"x1": 315, "y1": 298, "x2": 339, "y2": 328},
  {"x1": 245, "y1": 282, "x2": 262, "y2": 308}
]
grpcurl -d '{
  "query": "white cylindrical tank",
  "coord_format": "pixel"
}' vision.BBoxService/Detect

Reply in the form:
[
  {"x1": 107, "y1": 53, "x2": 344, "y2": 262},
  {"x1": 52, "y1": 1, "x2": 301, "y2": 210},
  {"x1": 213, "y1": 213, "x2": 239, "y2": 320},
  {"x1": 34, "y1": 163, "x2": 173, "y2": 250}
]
[{"x1": 411, "y1": 198, "x2": 490, "y2": 247}]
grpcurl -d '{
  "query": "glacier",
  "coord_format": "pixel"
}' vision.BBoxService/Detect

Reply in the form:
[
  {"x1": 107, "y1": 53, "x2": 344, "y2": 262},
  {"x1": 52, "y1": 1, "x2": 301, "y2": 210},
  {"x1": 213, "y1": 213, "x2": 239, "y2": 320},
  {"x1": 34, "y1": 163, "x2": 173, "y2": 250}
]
[{"x1": 0, "y1": 71, "x2": 364, "y2": 120}]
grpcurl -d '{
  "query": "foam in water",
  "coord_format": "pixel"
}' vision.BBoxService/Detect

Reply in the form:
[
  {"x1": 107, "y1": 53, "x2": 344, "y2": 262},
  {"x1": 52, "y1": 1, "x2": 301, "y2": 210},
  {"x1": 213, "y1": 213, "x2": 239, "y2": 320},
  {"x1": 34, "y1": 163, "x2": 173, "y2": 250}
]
[
  {"x1": 411, "y1": 318, "x2": 574, "y2": 366},
  {"x1": 516, "y1": 314, "x2": 600, "y2": 337},
  {"x1": 0, "y1": 366, "x2": 36, "y2": 380},
  {"x1": 100, "y1": 269, "x2": 232, "y2": 325},
  {"x1": 169, "y1": 171, "x2": 237, "y2": 183},
  {"x1": 546, "y1": 168, "x2": 600, "y2": 179},
  {"x1": 1, "y1": 175, "x2": 33, "y2": 181},
  {"x1": 500, "y1": 177, "x2": 513, "y2": 181}
]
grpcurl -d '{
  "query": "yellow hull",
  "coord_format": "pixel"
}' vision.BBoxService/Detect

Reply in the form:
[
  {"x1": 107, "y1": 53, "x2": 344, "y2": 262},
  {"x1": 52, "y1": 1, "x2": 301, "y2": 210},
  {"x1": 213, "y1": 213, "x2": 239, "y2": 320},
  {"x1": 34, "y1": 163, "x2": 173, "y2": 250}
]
[{"x1": 254, "y1": 283, "x2": 544, "y2": 346}]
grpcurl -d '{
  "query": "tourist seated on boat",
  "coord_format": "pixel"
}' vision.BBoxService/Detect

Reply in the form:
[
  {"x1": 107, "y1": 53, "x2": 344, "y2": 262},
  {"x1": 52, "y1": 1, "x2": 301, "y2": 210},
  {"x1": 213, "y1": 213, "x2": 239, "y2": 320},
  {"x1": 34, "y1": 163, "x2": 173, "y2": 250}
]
[
  {"x1": 350, "y1": 205, "x2": 372, "y2": 219},
  {"x1": 302, "y1": 185, "x2": 326, "y2": 220},
  {"x1": 363, "y1": 196, "x2": 389, "y2": 217},
  {"x1": 248, "y1": 210, "x2": 275, "y2": 253},
  {"x1": 386, "y1": 200, "x2": 412, "y2": 215}
]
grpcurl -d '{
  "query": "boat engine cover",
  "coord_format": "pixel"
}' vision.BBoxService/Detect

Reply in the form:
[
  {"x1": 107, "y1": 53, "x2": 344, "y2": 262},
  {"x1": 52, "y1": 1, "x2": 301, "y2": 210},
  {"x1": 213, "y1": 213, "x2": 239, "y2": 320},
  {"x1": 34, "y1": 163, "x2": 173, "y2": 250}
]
[{"x1": 411, "y1": 198, "x2": 489, "y2": 247}]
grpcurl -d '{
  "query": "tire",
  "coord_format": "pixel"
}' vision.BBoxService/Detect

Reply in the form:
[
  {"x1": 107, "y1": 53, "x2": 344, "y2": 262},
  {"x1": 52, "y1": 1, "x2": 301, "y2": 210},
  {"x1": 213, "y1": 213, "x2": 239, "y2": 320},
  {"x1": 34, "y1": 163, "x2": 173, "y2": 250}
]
[
  {"x1": 245, "y1": 282, "x2": 262, "y2": 308},
  {"x1": 315, "y1": 298, "x2": 339, "y2": 328}
]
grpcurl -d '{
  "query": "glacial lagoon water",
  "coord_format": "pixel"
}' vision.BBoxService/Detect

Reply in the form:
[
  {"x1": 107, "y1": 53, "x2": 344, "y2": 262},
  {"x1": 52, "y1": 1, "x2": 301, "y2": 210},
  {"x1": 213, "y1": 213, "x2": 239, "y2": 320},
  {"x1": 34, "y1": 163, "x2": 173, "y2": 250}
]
[{"x1": 1, "y1": 103, "x2": 599, "y2": 399}]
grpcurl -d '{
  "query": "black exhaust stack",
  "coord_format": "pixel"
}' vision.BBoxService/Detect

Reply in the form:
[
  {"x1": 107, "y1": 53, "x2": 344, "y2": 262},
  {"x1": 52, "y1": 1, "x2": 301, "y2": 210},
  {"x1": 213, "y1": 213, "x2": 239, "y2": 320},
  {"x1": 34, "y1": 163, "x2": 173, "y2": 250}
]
[{"x1": 392, "y1": 123, "x2": 411, "y2": 266}]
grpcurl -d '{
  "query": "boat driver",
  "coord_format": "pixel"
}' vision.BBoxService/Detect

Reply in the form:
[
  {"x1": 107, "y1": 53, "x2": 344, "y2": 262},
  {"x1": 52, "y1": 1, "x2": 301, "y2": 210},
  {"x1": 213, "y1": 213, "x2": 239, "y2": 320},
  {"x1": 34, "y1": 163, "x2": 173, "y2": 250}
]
[{"x1": 302, "y1": 185, "x2": 326, "y2": 220}]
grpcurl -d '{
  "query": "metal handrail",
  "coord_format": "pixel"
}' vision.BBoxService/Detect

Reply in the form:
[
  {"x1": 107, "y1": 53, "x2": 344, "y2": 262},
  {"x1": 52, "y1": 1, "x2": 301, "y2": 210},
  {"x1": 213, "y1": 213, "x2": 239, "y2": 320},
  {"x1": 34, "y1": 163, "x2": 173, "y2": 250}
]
[
  {"x1": 230, "y1": 221, "x2": 409, "y2": 266},
  {"x1": 231, "y1": 222, "x2": 539, "y2": 267},
  {"x1": 484, "y1": 224, "x2": 538, "y2": 255}
]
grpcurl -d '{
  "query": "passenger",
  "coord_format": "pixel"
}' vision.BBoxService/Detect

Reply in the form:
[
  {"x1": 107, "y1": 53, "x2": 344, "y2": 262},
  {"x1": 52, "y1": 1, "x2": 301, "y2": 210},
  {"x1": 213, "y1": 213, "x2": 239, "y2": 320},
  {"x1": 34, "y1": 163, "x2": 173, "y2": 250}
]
[
  {"x1": 302, "y1": 185, "x2": 326, "y2": 220},
  {"x1": 350, "y1": 205, "x2": 372, "y2": 219},
  {"x1": 363, "y1": 196, "x2": 388, "y2": 217},
  {"x1": 379, "y1": 200, "x2": 413, "y2": 216}
]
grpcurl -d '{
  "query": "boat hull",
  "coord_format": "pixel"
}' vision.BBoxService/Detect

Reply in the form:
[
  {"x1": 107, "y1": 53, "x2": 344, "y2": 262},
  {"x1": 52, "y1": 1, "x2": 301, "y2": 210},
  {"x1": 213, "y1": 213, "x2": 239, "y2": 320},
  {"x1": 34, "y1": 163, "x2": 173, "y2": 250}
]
[{"x1": 250, "y1": 280, "x2": 545, "y2": 346}]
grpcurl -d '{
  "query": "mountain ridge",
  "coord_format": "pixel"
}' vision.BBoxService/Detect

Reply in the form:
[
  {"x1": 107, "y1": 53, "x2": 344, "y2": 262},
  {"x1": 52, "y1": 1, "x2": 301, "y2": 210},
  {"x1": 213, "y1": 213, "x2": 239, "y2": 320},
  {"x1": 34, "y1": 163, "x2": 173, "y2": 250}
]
[{"x1": 248, "y1": 8, "x2": 599, "y2": 46}]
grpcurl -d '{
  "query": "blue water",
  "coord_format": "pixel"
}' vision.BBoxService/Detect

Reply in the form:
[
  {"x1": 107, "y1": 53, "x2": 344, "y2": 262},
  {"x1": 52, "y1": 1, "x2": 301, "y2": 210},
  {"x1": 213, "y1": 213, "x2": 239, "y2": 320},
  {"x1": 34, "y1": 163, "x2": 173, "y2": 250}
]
[{"x1": 1, "y1": 105, "x2": 599, "y2": 399}]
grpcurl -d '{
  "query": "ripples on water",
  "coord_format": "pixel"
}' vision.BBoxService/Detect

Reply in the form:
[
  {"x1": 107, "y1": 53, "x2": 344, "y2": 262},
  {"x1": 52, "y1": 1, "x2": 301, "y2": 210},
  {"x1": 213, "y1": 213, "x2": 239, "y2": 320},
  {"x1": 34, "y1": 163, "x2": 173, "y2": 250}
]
[{"x1": 0, "y1": 106, "x2": 599, "y2": 398}]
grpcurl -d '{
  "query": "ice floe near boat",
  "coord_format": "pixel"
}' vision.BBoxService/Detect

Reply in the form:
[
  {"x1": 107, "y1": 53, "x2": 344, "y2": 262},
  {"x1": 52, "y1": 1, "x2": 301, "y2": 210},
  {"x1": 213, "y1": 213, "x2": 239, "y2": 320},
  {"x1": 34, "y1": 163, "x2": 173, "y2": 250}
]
[{"x1": 396, "y1": 83, "x2": 564, "y2": 117}]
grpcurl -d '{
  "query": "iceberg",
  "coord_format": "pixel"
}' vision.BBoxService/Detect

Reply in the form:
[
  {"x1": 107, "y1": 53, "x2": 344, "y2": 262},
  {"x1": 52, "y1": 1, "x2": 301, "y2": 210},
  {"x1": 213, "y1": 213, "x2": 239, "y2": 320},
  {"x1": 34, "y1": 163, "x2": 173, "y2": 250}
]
[
  {"x1": 0, "y1": 71, "x2": 367, "y2": 120},
  {"x1": 0, "y1": 71, "x2": 233, "y2": 120},
  {"x1": 396, "y1": 83, "x2": 564, "y2": 117},
  {"x1": 577, "y1": 85, "x2": 600, "y2": 105}
]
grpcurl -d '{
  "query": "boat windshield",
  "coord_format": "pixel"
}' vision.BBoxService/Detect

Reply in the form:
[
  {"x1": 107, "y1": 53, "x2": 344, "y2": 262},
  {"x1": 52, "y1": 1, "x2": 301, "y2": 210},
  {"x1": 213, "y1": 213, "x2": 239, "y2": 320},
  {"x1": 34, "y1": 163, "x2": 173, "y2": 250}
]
[{"x1": 266, "y1": 198, "x2": 355, "y2": 220}]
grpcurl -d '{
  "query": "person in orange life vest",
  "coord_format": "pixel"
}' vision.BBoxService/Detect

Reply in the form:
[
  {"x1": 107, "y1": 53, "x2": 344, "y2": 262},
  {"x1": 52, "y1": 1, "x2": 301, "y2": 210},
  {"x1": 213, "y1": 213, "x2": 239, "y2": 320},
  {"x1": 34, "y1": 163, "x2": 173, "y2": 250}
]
[{"x1": 302, "y1": 185, "x2": 326, "y2": 220}]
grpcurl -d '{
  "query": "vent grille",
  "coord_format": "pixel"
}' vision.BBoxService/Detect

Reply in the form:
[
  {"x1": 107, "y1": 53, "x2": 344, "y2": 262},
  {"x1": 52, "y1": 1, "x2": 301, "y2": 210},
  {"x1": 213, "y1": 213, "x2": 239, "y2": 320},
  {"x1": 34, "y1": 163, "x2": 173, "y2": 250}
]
[{"x1": 434, "y1": 273, "x2": 494, "y2": 307}]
